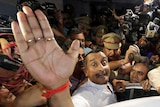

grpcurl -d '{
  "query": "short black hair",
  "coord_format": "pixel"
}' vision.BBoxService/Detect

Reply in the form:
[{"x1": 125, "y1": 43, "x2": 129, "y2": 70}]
[{"x1": 68, "y1": 27, "x2": 82, "y2": 36}]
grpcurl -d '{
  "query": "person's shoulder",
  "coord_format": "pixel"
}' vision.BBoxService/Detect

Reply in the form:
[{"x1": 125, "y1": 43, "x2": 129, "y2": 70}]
[
  {"x1": 72, "y1": 81, "x2": 97, "y2": 96},
  {"x1": 71, "y1": 83, "x2": 94, "y2": 107}
]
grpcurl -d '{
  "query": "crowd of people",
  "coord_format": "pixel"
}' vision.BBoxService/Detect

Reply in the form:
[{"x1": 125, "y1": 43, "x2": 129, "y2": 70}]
[{"x1": 0, "y1": 0, "x2": 160, "y2": 107}]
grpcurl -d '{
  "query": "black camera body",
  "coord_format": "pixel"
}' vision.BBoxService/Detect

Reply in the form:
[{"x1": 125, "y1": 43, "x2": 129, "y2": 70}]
[
  {"x1": 41, "y1": 2, "x2": 57, "y2": 27},
  {"x1": 16, "y1": 0, "x2": 42, "y2": 11},
  {"x1": 146, "y1": 17, "x2": 160, "y2": 38},
  {"x1": 122, "y1": 9, "x2": 140, "y2": 43},
  {"x1": 122, "y1": 9, "x2": 140, "y2": 32},
  {"x1": 16, "y1": 0, "x2": 57, "y2": 26},
  {"x1": 0, "y1": 54, "x2": 22, "y2": 72}
]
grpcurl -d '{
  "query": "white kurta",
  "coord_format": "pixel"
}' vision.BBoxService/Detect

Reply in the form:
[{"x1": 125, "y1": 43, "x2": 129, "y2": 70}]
[
  {"x1": 148, "y1": 66, "x2": 160, "y2": 90},
  {"x1": 72, "y1": 79, "x2": 117, "y2": 107}
]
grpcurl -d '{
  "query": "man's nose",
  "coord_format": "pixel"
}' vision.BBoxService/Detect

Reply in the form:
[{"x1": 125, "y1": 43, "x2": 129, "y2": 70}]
[
  {"x1": 110, "y1": 50, "x2": 116, "y2": 55},
  {"x1": 98, "y1": 63, "x2": 105, "y2": 71},
  {"x1": 132, "y1": 71, "x2": 138, "y2": 78}
]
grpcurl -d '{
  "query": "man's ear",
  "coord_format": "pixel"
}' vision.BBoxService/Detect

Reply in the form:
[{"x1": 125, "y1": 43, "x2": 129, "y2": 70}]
[{"x1": 83, "y1": 68, "x2": 88, "y2": 77}]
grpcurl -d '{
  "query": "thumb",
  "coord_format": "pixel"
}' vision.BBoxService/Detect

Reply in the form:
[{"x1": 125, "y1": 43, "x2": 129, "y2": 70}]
[{"x1": 67, "y1": 40, "x2": 80, "y2": 60}]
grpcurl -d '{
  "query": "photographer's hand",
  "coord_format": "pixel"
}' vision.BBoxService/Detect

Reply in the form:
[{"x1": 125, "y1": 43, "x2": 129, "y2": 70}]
[
  {"x1": 140, "y1": 79, "x2": 151, "y2": 91},
  {"x1": 11, "y1": 6, "x2": 79, "y2": 106},
  {"x1": 125, "y1": 45, "x2": 140, "y2": 63}
]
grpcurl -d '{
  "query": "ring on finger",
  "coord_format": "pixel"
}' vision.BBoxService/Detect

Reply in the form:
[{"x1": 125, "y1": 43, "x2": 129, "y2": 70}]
[
  {"x1": 46, "y1": 37, "x2": 55, "y2": 41},
  {"x1": 36, "y1": 36, "x2": 43, "y2": 41},
  {"x1": 27, "y1": 39, "x2": 35, "y2": 43}
]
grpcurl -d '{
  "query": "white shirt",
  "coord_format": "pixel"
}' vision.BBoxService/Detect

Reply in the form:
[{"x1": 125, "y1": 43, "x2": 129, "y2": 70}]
[
  {"x1": 72, "y1": 79, "x2": 117, "y2": 107},
  {"x1": 148, "y1": 66, "x2": 160, "y2": 90}
]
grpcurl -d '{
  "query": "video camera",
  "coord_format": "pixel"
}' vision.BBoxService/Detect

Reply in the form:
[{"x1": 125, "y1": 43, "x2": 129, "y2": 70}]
[
  {"x1": 121, "y1": 9, "x2": 140, "y2": 43},
  {"x1": 122, "y1": 5, "x2": 160, "y2": 42},
  {"x1": 122, "y1": 9, "x2": 139, "y2": 32},
  {"x1": 16, "y1": 0, "x2": 58, "y2": 26},
  {"x1": 41, "y1": 2, "x2": 58, "y2": 26},
  {"x1": 128, "y1": 44, "x2": 141, "y2": 64},
  {"x1": 0, "y1": 54, "x2": 22, "y2": 72},
  {"x1": 146, "y1": 17, "x2": 160, "y2": 38},
  {"x1": 16, "y1": 0, "x2": 42, "y2": 11}
]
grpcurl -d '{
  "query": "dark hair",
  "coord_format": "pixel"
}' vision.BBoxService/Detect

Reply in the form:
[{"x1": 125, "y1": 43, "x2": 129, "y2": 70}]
[
  {"x1": 134, "y1": 57, "x2": 150, "y2": 73},
  {"x1": 83, "y1": 50, "x2": 103, "y2": 67},
  {"x1": 68, "y1": 27, "x2": 82, "y2": 37},
  {"x1": 139, "y1": 56, "x2": 149, "y2": 64},
  {"x1": 67, "y1": 27, "x2": 84, "y2": 42}
]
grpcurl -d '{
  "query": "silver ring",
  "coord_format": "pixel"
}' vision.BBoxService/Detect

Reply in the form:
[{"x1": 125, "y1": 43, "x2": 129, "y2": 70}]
[
  {"x1": 27, "y1": 39, "x2": 35, "y2": 43},
  {"x1": 46, "y1": 37, "x2": 55, "y2": 41},
  {"x1": 36, "y1": 36, "x2": 43, "y2": 41}
]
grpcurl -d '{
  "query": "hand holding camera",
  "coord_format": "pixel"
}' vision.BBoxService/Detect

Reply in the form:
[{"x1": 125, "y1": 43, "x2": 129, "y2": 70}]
[{"x1": 125, "y1": 44, "x2": 141, "y2": 65}]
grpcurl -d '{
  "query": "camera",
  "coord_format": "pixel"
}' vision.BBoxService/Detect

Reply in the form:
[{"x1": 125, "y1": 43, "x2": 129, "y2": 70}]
[
  {"x1": 122, "y1": 9, "x2": 139, "y2": 32},
  {"x1": 122, "y1": 9, "x2": 140, "y2": 43},
  {"x1": 0, "y1": 54, "x2": 22, "y2": 72},
  {"x1": 128, "y1": 53, "x2": 141, "y2": 63},
  {"x1": 16, "y1": 0, "x2": 57, "y2": 26},
  {"x1": 146, "y1": 17, "x2": 160, "y2": 38},
  {"x1": 16, "y1": 0, "x2": 42, "y2": 11},
  {"x1": 128, "y1": 44, "x2": 141, "y2": 63},
  {"x1": 41, "y1": 2, "x2": 57, "y2": 27}
]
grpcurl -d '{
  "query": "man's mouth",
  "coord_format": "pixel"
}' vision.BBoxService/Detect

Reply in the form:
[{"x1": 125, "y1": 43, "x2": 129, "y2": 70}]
[
  {"x1": 96, "y1": 71, "x2": 108, "y2": 78},
  {"x1": 131, "y1": 78, "x2": 139, "y2": 83}
]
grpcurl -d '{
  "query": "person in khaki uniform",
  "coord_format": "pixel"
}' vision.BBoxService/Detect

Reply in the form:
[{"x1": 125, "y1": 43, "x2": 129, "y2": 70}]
[
  {"x1": 102, "y1": 33, "x2": 141, "y2": 81},
  {"x1": 102, "y1": 32, "x2": 122, "y2": 62}
]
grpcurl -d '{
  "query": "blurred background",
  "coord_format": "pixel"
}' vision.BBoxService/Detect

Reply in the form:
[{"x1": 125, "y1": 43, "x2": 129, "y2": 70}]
[{"x1": 0, "y1": 0, "x2": 143, "y2": 19}]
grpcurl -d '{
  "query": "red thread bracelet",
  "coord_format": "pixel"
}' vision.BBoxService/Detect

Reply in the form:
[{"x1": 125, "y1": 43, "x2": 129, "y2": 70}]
[{"x1": 42, "y1": 80, "x2": 70, "y2": 98}]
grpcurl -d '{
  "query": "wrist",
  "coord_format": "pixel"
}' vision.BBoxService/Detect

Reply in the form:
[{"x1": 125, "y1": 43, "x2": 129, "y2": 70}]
[
  {"x1": 121, "y1": 59, "x2": 128, "y2": 65},
  {"x1": 48, "y1": 87, "x2": 74, "y2": 107},
  {"x1": 42, "y1": 80, "x2": 70, "y2": 98}
]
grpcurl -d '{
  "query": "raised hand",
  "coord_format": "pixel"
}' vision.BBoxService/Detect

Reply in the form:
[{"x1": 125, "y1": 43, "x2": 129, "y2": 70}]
[{"x1": 11, "y1": 6, "x2": 80, "y2": 89}]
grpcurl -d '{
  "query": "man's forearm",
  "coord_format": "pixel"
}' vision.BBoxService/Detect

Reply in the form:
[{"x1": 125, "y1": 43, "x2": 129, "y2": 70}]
[{"x1": 109, "y1": 59, "x2": 125, "y2": 70}]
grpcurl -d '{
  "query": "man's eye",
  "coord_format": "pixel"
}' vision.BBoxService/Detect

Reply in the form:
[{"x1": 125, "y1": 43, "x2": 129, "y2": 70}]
[
  {"x1": 101, "y1": 60, "x2": 107, "y2": 66},
  {"x1": 138, "y1": 72, "x2": 144, "y2": 76},
  {"x1": 91, "y1": 62, "x2": 98, "y2": 67},
  {"x1": 81, "y1": 40, "x2": 85, "y2": 42}
]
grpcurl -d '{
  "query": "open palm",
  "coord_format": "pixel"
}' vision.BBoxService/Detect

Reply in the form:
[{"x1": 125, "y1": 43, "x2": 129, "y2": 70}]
[{"x1": 11, "y1": 6, "x2": 80, "y2": 89}]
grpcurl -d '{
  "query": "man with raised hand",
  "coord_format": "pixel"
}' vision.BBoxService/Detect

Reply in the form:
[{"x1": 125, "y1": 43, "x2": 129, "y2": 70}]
[{"x1": 11, "y1": 6, "x2": 79, "y2": 107}]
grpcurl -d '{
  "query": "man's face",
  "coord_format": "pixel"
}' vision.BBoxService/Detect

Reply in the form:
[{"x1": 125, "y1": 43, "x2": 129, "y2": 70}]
[
  {"x1": 130, "y1": 63, "x2": 148, "y2": 83},
  {"x1": 71, "y1": 32, "x2": 85, "y2": 48},
  {"x1": 84, "y1": 52, "x2": 110, "y2": 84},
  {"x1": 63, "y1": 13, "x2": 73, "y2": 28},
  {"x1": 78, "y1": 23, "x2": 90, "y2": 38},
  {"x1": 95, "y1": 29, "x2": 106, "y2": 46},
  {"x1": 95, "y1": 36, "x2": 103, "y2": 46},
  {"x1": 138, "y1": 36, "x2": 147, "y2": 47},
  {"x1": 103, "y1": 47, "x2": 121, "y2": 61}
]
